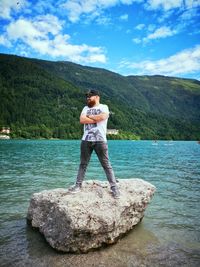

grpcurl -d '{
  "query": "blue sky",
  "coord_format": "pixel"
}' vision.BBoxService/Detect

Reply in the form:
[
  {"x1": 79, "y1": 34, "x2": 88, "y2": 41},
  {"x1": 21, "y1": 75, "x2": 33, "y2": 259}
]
[{"x1": 0, "y1": 0, "x2": 200, "y2": 80}]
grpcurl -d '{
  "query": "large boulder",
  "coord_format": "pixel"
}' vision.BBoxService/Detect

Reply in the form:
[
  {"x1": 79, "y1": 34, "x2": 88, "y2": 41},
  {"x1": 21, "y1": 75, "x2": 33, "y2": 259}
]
[{"x1": 27, "y1": 179, "x2": 156, "y2": 253}]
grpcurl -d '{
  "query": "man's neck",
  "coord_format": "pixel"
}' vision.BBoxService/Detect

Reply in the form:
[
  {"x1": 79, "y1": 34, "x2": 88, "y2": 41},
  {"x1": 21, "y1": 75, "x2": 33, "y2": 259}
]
[{"x1": 93, "y1": 101, "x2": 100, "y2": 107}]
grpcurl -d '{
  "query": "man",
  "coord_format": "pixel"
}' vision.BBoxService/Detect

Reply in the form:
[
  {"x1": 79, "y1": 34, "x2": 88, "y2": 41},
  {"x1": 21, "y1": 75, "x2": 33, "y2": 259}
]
[{"x1": 70, "y1": 89, "x2": 120, "y2": 199}]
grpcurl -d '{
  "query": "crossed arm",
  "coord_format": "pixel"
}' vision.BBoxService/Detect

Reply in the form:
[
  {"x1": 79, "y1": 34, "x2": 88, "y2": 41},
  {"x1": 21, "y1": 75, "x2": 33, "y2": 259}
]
[{"x1": 80, "y1": 112, "x2": 109, "y2": 124}]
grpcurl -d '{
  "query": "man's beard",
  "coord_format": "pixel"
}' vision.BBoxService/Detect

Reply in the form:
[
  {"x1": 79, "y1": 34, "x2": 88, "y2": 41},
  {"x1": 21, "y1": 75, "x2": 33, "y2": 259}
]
[{"x1": 87, "y1": 99, "x2": 96, "y2": 108}]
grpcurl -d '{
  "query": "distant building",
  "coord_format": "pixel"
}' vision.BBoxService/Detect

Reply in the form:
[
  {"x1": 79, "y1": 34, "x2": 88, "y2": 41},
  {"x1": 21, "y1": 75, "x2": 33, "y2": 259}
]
[
  {"x1": 0, "y1": 135, "x2": 10, "y2": 139},
  {"x1": 107, "y1": 129, "x2": 119, "y2": 135},
  {"x1": 0, "y1": 127, "x2": 11, "y2": 139},
  {"x1": 0, "y1": 127, "x2": 10, "y2": 134}
]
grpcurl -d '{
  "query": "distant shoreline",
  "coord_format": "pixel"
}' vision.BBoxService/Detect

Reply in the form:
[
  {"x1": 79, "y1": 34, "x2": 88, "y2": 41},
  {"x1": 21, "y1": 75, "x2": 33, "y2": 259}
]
[{"x1": 0, "y1": 137, "x2": 199, "y2": 142}]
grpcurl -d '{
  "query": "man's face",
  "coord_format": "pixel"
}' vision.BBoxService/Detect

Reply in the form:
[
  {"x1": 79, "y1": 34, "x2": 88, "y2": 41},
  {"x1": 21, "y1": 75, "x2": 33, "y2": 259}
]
[{"x1": 87, "y1": 95, "x2": 97, "y2": 108}]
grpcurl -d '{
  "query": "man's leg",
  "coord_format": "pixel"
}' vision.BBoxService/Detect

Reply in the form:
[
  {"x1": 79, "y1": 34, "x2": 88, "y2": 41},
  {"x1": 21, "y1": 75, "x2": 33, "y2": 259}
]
[
  {"x1": 76, "y1": 140, "x2": 93, "y2": 186},
  {"x1": 95, "y1": 142, "x2": 120, "y2": 198},
  {"x1": 94, "y1": 142, "x2": 118, "y2": 189}
]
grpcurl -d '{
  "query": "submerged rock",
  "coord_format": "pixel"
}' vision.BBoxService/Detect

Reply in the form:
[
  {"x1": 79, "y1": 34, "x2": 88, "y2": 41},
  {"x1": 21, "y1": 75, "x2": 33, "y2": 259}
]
[{"x1": 27, "y1": 179, "x2": 156, "y2": 253}]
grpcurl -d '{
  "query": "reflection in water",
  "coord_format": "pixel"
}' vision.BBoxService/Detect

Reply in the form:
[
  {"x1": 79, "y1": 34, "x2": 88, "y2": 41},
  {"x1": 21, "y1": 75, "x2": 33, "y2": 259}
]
[
  {"x1": 2, "y1": 218, "x2": 199, "y2": 267},
  {"x1": 0, "y1": 219, "x2": 155, "y2": 266},
  {"x1": 26, "y1": 221, "x2": 159, "y2": 267}
]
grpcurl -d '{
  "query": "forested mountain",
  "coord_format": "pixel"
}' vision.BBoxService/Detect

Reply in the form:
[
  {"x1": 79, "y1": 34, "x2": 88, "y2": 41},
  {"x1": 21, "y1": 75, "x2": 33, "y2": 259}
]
[{"x1": 0, "y1": 53, "x2": 200, "y2": 140}]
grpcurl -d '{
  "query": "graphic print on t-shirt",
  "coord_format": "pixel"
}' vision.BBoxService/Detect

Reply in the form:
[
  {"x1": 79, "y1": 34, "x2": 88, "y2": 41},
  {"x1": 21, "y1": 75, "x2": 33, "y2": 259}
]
[{"x1": 85, "y1": 108, "x2": 104, "y2": 141}]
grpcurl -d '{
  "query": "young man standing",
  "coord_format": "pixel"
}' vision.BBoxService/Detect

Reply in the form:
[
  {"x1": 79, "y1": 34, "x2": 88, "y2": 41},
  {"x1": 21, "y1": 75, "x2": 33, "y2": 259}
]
[{"x1": 70, "y1": 89, "x2": 120, "y2": 199}]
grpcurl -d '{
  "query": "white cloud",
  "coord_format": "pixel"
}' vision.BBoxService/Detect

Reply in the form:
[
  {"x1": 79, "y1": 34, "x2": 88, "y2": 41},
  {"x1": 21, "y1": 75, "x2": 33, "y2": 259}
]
[
  {"x1": 147, "y1": 24, "x2": 156, "y2": 31},
  {"x1": 7, "y1": 19, "x2": 44, "y2": 41},
  {"x1": 0, "y1": 0, "x2": 28, "y2": 19},
  {"x1": 132, "y1": 38, "x2": 141, "y2": 44},
  {"x1": 184, "y1": 0, "x2": 200, "y2": 8},
  {"x1": 143, "y1": 26, "x2": 177, "y2": 42},
  {"x1": 132, "y1": 25, "x2": 177, "y2": 45},
  {"x1": 96, "y1": 15, "x2": 112, "y2": 25},
  {"x1": 135, "y1": 23, "x2": 145, "y2": 30},
  {"x1": 145, "y1": 0, "x2": 200, "y2": 11},
  {"x1": 60, "y1": 0, "x2": 138, "y2": 23},
  {"x1": 179, "y1": 4, "x2": 200, "y2": 24},
  {"x1": 119, "y1": 45, "x2": 200, "y2": 76},
  {"x1": 145, "y1": 0, "x2": 183, "y2": 11},
  {"x1": 0, "y1": 35, "x2": 11, "y2": 46},
  {"x1": 119, "y1": 14, "x2": 129, "y2": 21},
  {"x1": 33, "y1": 15, "x2": 63, "y2": 35},
  {"x1": 4, "y1": 15, "x2": 106, "y2": 64},
  {"x1": 33, "y1": 0, "x2": 55, "y2": 15}
]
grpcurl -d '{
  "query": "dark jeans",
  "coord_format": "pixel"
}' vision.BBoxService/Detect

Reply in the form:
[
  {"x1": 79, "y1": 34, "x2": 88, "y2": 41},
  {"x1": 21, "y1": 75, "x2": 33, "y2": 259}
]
[{"x1": 76, "y1": 140, "x2": 117, "y2": 188}]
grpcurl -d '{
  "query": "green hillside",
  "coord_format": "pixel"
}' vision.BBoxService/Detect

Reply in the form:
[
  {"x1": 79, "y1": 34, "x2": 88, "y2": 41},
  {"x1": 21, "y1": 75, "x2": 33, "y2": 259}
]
[
  {"x1": 32, "y1": 59, "x2": 200, "y2": 121},
  {"x1": 0, "y1": 53, "x2": 200, "y2": 140}
]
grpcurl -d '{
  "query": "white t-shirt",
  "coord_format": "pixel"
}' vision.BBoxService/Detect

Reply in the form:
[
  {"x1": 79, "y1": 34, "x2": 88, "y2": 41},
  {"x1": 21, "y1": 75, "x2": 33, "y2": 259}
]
[{"x1": 81, "y1": 104, "x2": 109, "y2": 142}]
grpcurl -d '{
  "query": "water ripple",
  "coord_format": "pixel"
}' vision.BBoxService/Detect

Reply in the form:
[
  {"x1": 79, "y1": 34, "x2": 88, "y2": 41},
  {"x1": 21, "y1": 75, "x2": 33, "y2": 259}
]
[{"x1": 0, "y1": 140, "x2": 200, "y2": 266}]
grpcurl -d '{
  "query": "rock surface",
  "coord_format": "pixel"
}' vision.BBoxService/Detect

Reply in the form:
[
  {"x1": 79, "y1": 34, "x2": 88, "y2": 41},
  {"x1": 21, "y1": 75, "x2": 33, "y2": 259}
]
[{"x1": 27, "y1": 179, "x2": 156, "y2": 253}]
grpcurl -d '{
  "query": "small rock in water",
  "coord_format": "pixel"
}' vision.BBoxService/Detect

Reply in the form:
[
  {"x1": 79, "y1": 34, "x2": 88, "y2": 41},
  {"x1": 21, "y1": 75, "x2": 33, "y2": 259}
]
[{"x1": 27, "y1": 179, "x2": 156, "y2": 253}]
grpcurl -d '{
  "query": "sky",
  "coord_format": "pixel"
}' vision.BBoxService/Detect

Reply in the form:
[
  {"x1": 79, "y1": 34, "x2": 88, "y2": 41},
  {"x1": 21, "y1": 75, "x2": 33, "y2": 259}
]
[{"x1": 0, "y1": 0, "x2": 200, "y2": 80}]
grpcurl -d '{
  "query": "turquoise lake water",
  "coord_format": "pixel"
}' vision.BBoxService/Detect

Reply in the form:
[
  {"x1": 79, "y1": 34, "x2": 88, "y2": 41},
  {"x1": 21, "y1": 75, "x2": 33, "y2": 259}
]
[{"x1": 0, "y1": 140, "x2": 200, "y2": 267}]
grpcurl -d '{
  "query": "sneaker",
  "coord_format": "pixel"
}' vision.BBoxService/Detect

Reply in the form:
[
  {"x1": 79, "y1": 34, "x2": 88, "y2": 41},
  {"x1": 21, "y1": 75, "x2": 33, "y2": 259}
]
[
  {"x1": 111, "y1": 186, "x2": 120, "y2": 199},
  {"x1": 69, "y1": 184, "x2": 82, "y2": 194}
]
